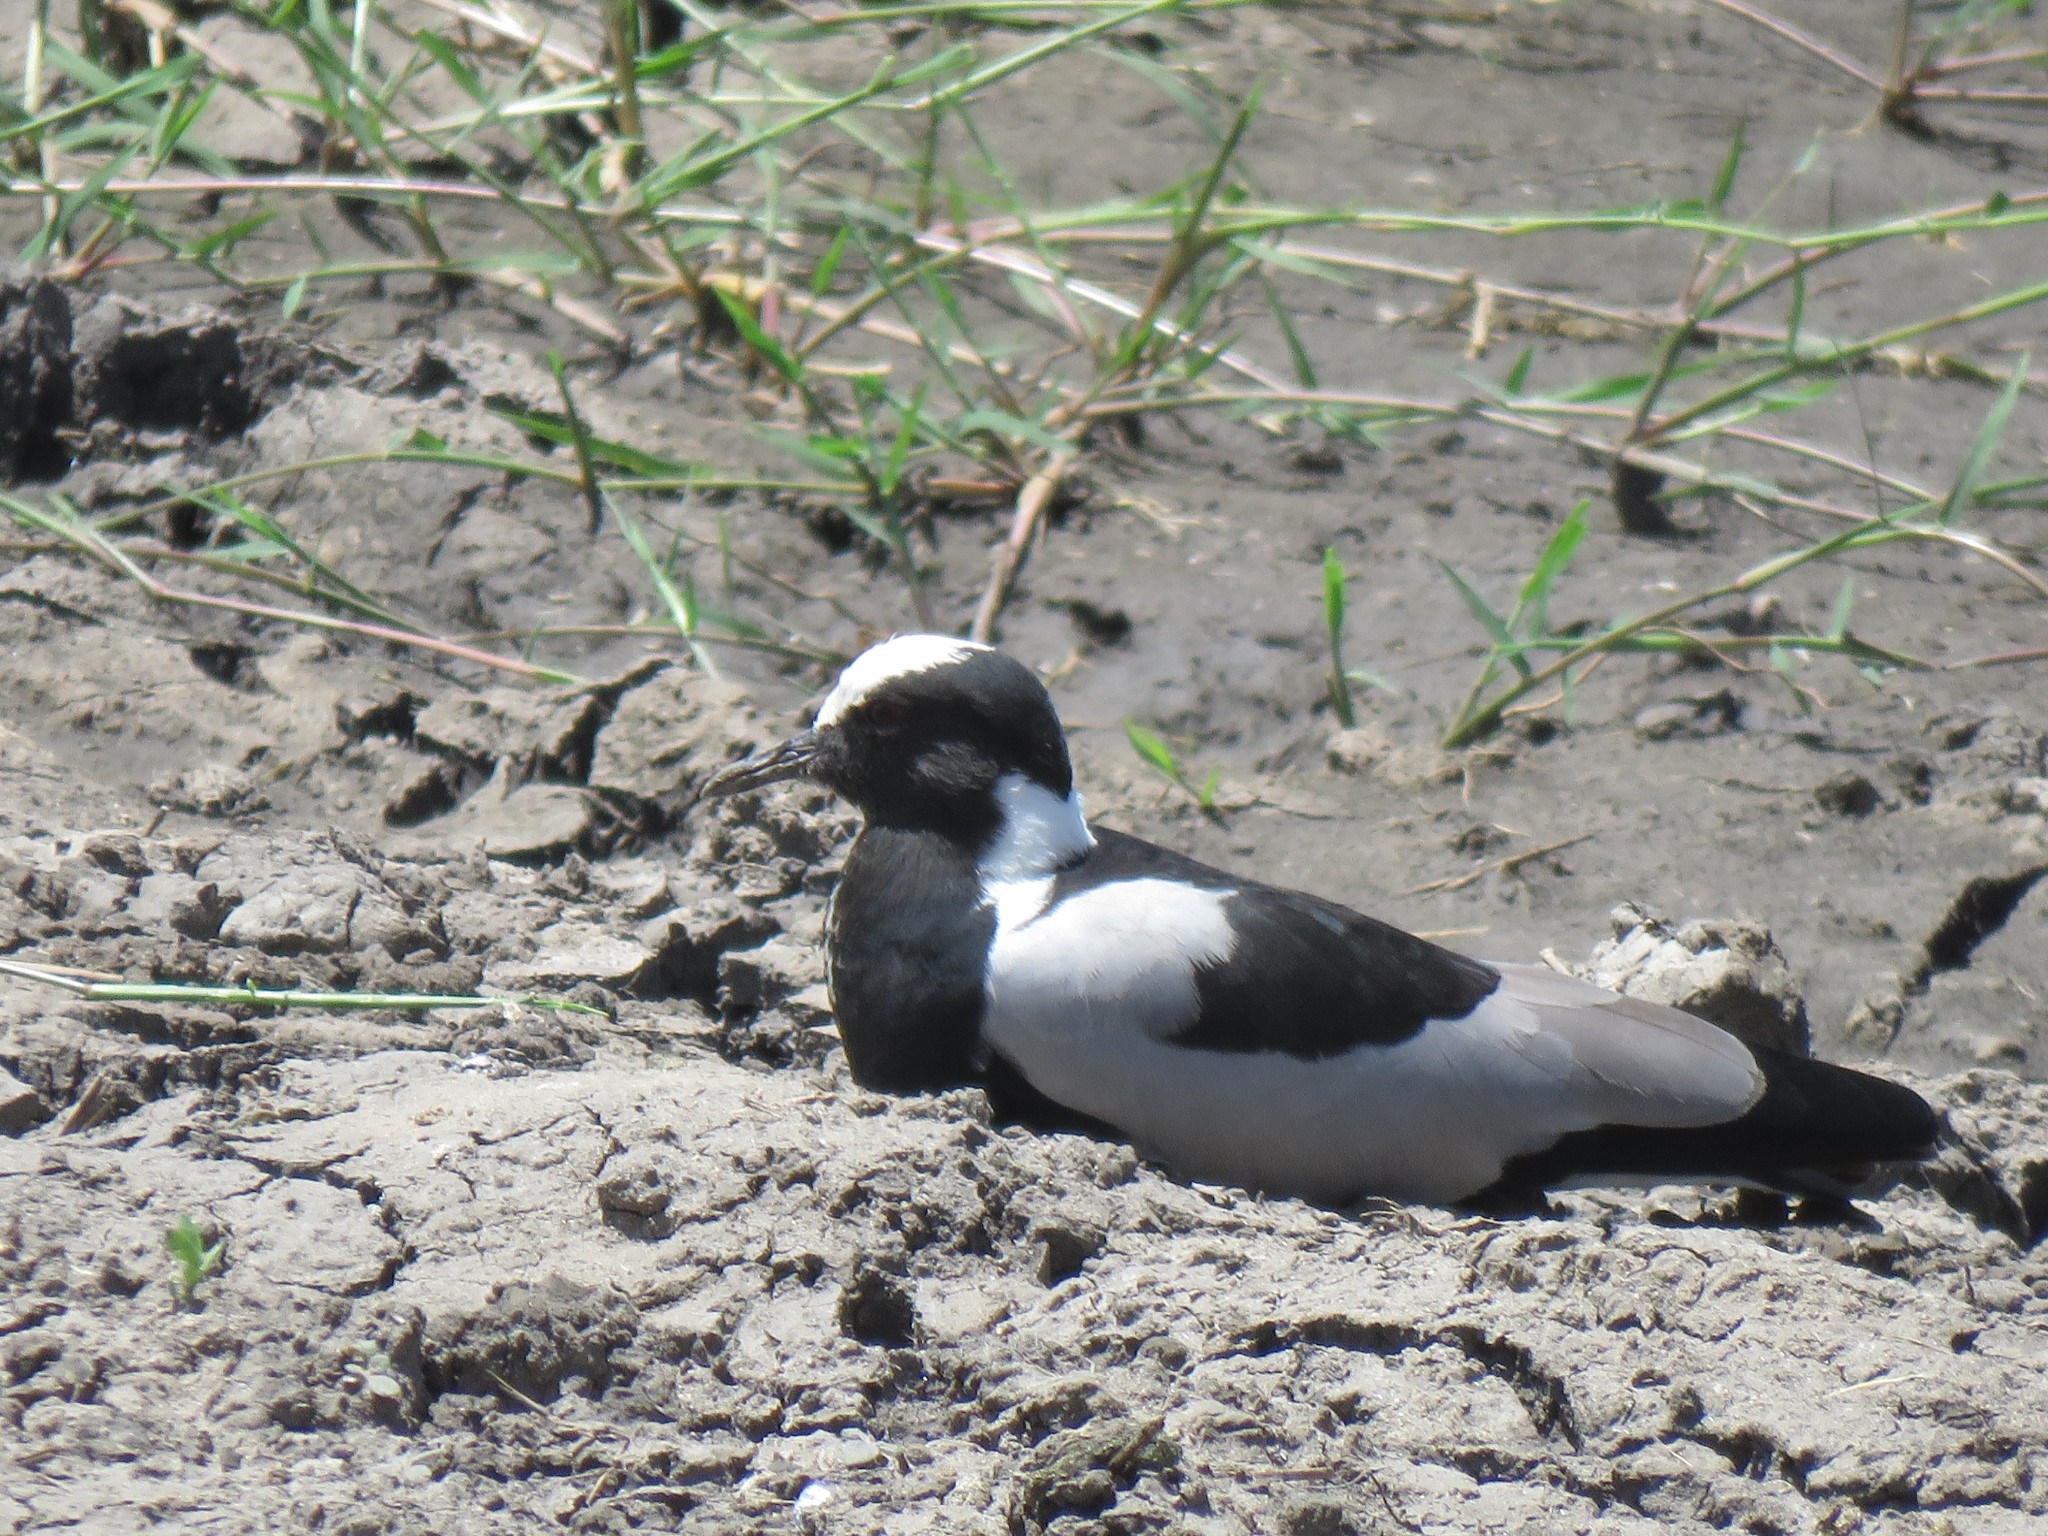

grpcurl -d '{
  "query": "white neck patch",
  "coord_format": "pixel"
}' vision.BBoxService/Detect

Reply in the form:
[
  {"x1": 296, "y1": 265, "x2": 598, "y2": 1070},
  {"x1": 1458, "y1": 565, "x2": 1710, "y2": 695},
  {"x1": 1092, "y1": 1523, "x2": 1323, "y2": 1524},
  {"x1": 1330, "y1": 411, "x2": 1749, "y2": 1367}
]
[
  {"x1": 977, "y1": 772, "x2": 1094, "y2": 887},
  {"x1": 815, "y1": 634, "x2": 990, "y2": 729}
]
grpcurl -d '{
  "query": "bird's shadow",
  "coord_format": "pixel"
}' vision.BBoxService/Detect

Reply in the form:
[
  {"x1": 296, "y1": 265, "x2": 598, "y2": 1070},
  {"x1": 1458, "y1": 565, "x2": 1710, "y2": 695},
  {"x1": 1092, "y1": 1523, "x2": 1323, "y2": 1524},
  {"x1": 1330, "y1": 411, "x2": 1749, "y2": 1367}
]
[{"x1": 1447, "y1": 1183, "x2": 1885, "y2": 1232}]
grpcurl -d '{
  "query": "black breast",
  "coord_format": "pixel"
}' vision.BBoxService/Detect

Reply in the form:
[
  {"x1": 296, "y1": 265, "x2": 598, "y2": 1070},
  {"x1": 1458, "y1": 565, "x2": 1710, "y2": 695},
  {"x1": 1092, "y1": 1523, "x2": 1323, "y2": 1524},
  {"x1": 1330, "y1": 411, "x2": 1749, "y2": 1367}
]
[{"x1": 826, "y1": 827, "x2": 996, "y2": 1092}]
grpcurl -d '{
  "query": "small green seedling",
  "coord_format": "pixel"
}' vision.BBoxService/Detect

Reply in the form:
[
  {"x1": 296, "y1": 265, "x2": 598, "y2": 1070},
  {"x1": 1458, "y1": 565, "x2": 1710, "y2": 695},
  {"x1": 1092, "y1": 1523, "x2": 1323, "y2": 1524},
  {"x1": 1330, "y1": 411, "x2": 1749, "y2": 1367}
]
[
  {"x1": 1320, "y1": 548, "x2": 1402, "y2": 722},
  {"x1": 165, "y1": 1215, "x2": 224, "y2": 1304},
  {"x1": 1124, "y1": 720, "x2": 1224, "y2": 821},
  {"x1": 340, "y1": 1342, "x2": 407, "y2": 1411},
  {"x1": 1322, "y1": 547, "x2": 1356, "y2": 728}
]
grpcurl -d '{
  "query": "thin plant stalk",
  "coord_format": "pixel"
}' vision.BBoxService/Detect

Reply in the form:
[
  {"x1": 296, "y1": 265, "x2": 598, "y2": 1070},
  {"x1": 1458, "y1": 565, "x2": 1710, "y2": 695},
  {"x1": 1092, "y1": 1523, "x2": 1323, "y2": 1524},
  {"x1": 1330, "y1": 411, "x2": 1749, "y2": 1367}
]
[
  {"x1": 1439, "y1": 362, "x2": 2031, "y2": 746},
  {"x1": 0, "y1": 959, "x2": 606, "y2": 1015},
  {"x1": 0, "y1": 492, "x2": 583, "y2": 685}
]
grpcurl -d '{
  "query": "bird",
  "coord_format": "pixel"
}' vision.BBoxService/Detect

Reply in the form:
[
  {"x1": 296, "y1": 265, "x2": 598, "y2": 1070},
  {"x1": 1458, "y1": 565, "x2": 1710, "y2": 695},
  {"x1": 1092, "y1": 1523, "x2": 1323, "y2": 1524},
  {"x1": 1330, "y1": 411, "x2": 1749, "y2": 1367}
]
[{"x1": 702, "y1": 634, "x2": 1940, "y2": 1208}]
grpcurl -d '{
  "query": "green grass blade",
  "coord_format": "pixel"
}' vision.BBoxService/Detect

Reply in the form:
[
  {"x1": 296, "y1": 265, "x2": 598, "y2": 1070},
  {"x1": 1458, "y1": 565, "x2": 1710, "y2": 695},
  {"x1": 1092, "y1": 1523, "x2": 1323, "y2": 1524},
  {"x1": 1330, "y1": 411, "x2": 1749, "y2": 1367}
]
[
  {"x1": 0, "y1": 52, "x2": 198, "y2": 143},
  {"x1": 189, "y1": 488, "x2": 402, "y2": 626},
  {"x1": 148, "y1": 76, "x2": 217, "y2": 173},
  {"x1": 1096, "y1": 40, "x2": 1225, "y2": 145},
  {"x1": 881, "y1": 381, "x2": 928, "y2": 497},
  {"x1": 713, "y1": 288, "x2": 803, "y2": 384},
  {"x1": 20, "y1": 138, "x2": 139, "y2": 261},
  {"x1": 1937, "y1": 352, "x2": 2028, "y2": 526},
  {"x1": 1515, "y1": 498, "x2": 1588, "y2": 639},
  {"x1": 915, "y1": 0, "x2": 1181, "y2": 111},
  {"x1": 1768, "y1": 641, "x2": 1814, "y2": 715},
  {"x1": 1707, "y1": 120, "x2": 1745, "y2": 215},
  {"x1": 486, "y1": 404, "x2": 709, "y2": 480},
  {"x1": 1437, "y1": 559, "x2": 1531, "y2": 681},
  {"x1": 1323, "y1": 546, "x2": 1354, "y2": 728},
  {"x1": 1827, "y1": 576, "x2": 1855, "y2": 641},
  {"x1": 1502, "y1": 345, "x2": 1534, "y2": 396},
  {"x1": 1123, "y1": 719, "x2": 1182, "y2": 781},
  {"x1": 614, "y1": 501, "x2": 702, "y2": 648},
  {"x1": 1550, "y1": 368, "x2": 1658, "y2": 406},
  {"x1": 1322, "y1": 546, "x2": 1348, "y2": 639},
  {"x1": 953, "y1": 409, "x2": 1073, "y2": 457},
  {"x1": 644, "y1": 46, "x2": 971, "y2": 200},
  {"x1": 1115, "y1": 80, "x2": 1261, "y2": 372},
  {"x1": 1346, "y1": 667, "x2": 1402, "y2": 697},
  {"x1": 1259, "y1": 270, "x2": 1318, "y2": 389},
  {"x1": 183, "y1": 209, "x2": 275, "y2": 261},
  {"x1": 1785, "y1": 259, "x2": 1806, "y2": 362},
  {"x1": 811, "y1": 222, "x2": 851, "y2": 296},
  {"x1": 0, "y1": 959, "x2": 606, "y2": 1014},
  {"x1": 546, "y1": 351, "x2": 608, "y2": 536},
  {"x1": 752, "y1": 427, "x2": 868, "y2": 484}
]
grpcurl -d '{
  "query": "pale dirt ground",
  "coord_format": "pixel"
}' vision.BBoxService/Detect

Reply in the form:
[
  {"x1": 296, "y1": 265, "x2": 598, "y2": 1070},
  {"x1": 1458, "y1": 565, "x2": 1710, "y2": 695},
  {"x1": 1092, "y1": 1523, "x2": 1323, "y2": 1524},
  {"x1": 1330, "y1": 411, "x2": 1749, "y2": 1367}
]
[{"x1": 3, "y1": 0, "x2": 2048, "y2": 1531}]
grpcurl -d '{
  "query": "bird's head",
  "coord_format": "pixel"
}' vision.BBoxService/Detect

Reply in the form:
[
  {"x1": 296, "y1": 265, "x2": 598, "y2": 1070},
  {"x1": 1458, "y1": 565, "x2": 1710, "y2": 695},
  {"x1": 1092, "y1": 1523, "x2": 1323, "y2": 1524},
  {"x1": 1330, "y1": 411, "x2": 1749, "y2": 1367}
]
[{"x1": 702, "y1": 635, "x2": 1072, "y2": 844}]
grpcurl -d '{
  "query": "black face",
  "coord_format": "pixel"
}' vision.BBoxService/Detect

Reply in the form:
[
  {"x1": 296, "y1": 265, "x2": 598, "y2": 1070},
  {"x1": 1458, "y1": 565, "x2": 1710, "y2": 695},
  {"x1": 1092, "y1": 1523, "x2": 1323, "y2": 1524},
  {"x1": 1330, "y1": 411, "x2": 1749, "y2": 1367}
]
[{"x1": 702, "y1": 646, "x2": 1071, "y2": 845}]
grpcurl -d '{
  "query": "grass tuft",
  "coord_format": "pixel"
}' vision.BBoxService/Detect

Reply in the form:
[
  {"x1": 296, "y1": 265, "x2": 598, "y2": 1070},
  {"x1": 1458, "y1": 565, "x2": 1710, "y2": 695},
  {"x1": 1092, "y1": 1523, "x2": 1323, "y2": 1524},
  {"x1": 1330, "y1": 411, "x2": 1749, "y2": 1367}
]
[{"x1": 0, "y1": 0, "x2": 2040, "y2": 723}]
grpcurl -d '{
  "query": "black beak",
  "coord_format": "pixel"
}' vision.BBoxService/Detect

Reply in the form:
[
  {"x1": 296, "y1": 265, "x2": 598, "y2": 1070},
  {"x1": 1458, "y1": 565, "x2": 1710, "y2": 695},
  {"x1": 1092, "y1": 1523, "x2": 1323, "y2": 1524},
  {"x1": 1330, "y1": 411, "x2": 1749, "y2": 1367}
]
[{"x1": 700, "y1": 729, "x2": 821, "y2": 799}]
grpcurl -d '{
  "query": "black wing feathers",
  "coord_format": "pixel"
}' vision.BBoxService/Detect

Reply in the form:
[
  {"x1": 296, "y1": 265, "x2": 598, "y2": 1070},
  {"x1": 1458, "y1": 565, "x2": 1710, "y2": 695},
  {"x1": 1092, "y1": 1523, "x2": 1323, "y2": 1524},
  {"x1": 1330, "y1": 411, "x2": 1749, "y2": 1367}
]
[
  {"x1": 1489, "y1": 1046, "x2": 1942, "y2": 1197},
  {"x1": 1182, "y1": 886, "x2": 1501, "y2": 1057},
  {"x1": 1057, "y1": 829, "x2": 1501, "y2": 1058}
]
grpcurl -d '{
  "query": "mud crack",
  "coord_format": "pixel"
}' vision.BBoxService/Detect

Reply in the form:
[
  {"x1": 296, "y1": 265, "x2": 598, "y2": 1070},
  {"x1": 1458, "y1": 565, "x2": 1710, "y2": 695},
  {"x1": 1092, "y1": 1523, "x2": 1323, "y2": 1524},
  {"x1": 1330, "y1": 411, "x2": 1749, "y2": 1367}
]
[
  {"x1": 1221, "y1": 1312, "x2": 1581, "y2": 1450},
  {"x1": 1907, "y1": 863, "x2": 2048, "y2": 992}
]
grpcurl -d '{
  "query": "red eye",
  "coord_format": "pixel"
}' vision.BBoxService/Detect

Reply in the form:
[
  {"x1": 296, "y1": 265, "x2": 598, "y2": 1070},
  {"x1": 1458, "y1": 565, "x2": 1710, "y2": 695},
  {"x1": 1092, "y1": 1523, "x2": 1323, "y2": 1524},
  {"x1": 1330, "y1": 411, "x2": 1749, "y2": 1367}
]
[{"x1": 867, "y1": 697, "x2": 910, "y2": 729}]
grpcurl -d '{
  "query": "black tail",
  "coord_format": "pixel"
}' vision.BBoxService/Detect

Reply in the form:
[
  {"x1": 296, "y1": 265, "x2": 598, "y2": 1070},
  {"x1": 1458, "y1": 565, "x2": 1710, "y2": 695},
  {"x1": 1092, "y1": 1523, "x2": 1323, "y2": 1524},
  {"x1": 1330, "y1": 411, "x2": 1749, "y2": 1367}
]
[{"x1": 1494, "y1": 1049, "x2": 1941, "y2": 1197}]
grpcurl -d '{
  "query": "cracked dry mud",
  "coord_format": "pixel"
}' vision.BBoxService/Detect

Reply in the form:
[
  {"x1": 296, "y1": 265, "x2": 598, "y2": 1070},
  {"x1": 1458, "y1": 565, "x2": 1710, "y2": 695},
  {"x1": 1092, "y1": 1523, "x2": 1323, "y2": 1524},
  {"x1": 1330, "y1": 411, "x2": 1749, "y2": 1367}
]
[
  {"x1": 5, "y1": 0, "x2": 2048, "y2": 1525},
  {"x1": 2, "y1": 308, "x2": 2047, "y2": 1536},
  {"x1": 2, "y1": 636, "x2": 2046, "y2": 1535}
]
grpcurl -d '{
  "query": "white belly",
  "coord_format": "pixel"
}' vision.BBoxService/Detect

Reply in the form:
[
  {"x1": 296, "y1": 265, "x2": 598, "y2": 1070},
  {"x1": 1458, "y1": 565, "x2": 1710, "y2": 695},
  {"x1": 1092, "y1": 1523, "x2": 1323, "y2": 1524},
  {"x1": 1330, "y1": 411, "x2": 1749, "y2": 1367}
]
[{"x1": 990, "y1": 987, "x2": 1591, "y2": 1205}]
